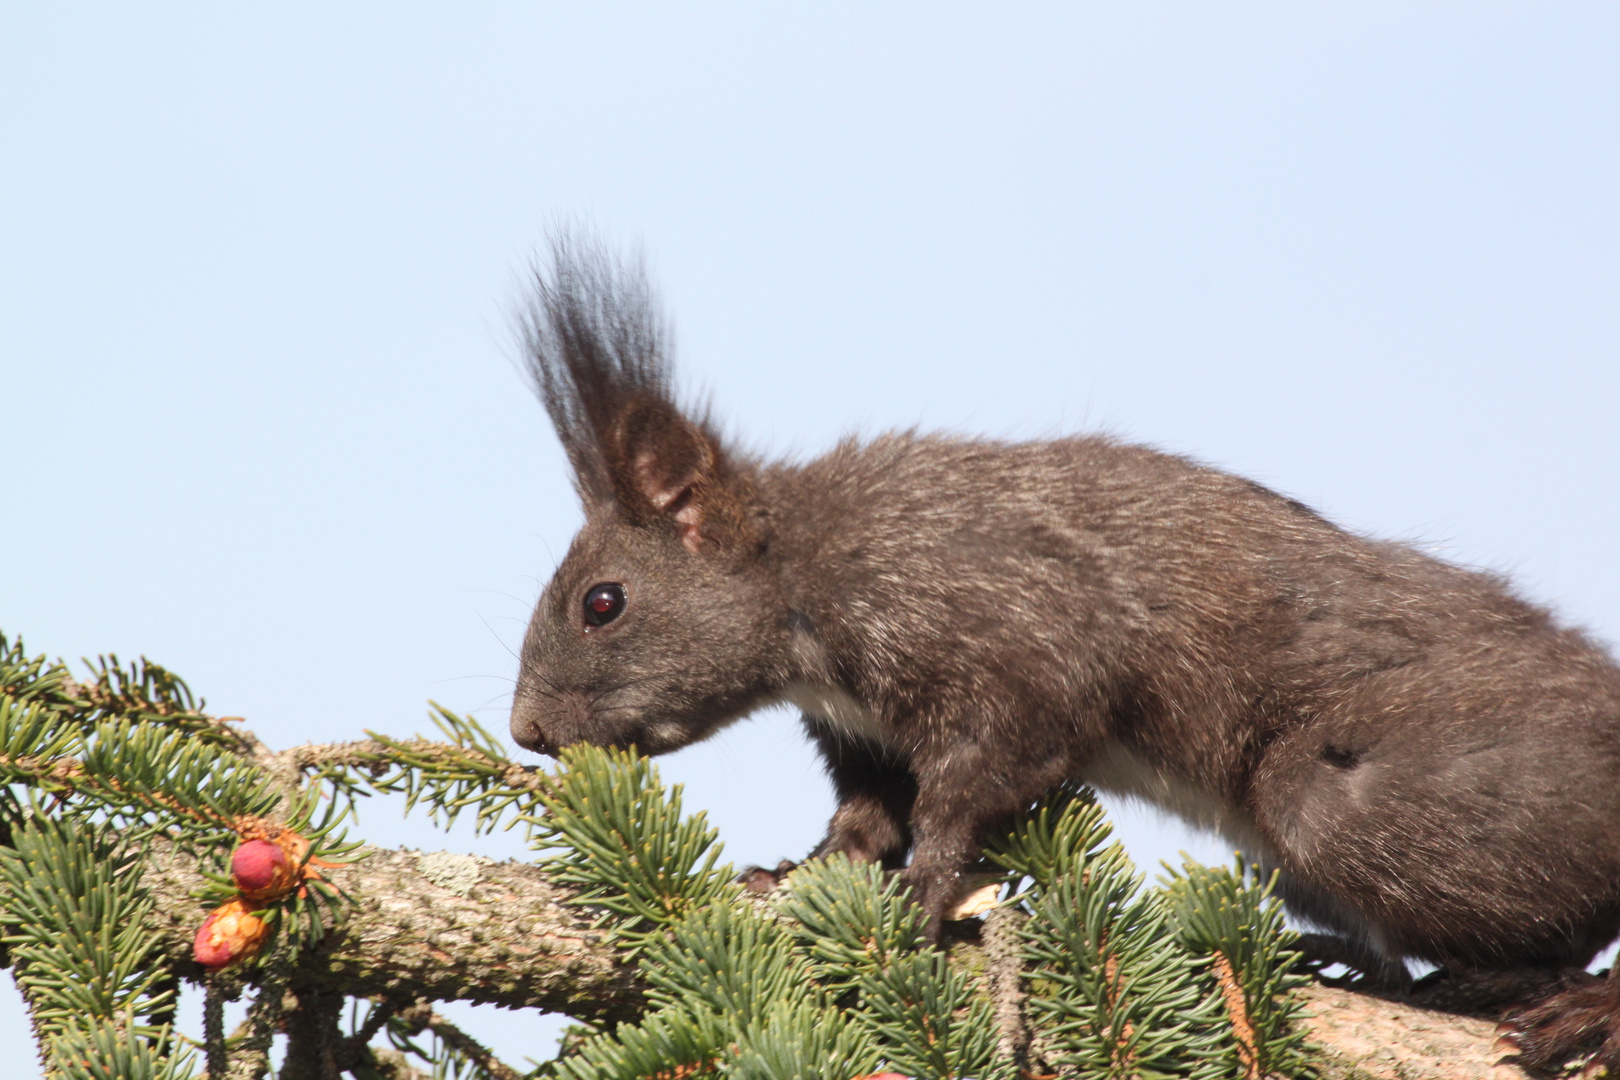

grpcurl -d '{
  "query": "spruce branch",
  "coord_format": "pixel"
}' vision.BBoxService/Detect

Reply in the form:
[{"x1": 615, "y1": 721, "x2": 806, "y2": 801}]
[
  {"x1": 726, "y1": 997, "x2": 880, "y2": 1080},
  {"x1": 546, "y1": 1005, "x2": 733, "y2": 1080},
  {"x1": 202, "y1": 979, "x2": 227, "y2": 1078},
  {"x1": 0, "y1": 633, "x2": 246, "y2": 753},
  {"x1": 44, "y1": 1018, "x2": 197, "y2": 1080},
  {"x1": 1162, "y1": 858, "x2": 1316, "y2": 1080},
  {"x1": 1, "y1": 631, "x2": 1340, "y2": 1078},
  {"x1": 528, "y1": 745, "x2": 727, "y2": 950},
  {"x1": 640, "y1": 898, "x2": 814, "y2": 1024},
  {"x1": 219, "y1": 963, "x2": 291, "y2": 1080},
  {"x1": 982, "y1": 906, "x2": 1030, "y2": 1067},
  {"x1": 987, "y1": 786, "x2": 1231, "y2": 1078},
  {"x1": 852, "y1": 948, "x2": 1010, "y2": 1080},
  {"x1": 0, "y1": 816, "x2": 191, "y2": 1078},
  {"x1": 775, "y1": 855, "x2": 925, "y2": 993},
  {"x1": 0, "y1": 818, "x2": 174, "y2": 1037},
  {"x1": 314, "y1": 705, "x2": 551, "y2": 838},
  {"x1": 356, "y1": 1047, "x2": 433, "y2": 1080}
]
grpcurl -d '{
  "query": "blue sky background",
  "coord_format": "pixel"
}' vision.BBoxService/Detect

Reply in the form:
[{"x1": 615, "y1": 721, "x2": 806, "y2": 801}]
[{"x1": 3, "y1": 5, "x2": 1618, "y2": 1071}]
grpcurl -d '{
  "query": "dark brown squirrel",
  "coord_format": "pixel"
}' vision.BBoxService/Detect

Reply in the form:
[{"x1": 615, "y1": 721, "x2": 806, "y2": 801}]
[{"x1": 508, "y1": 237, "x2": 1620, "y2": 1071}]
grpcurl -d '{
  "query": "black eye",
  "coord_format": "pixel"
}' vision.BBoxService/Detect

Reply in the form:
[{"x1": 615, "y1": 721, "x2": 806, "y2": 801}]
[{"x1": 583, "y1": 583, "x2": 626, "y2": 628}]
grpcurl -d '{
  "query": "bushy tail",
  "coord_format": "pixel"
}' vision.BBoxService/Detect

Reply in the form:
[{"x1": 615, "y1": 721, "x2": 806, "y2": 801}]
[{"x1": 1502, "y1": 965, "x2": 1620, "y2": 1072}]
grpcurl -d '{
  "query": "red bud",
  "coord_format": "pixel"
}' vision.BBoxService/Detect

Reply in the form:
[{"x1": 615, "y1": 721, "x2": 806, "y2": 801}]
[
  {"x1": 193, "y1": 898, "x2": 268, "y2": 970},
  {"x1": 231, "y1": 839, "x2": 289, "y2": 893}
]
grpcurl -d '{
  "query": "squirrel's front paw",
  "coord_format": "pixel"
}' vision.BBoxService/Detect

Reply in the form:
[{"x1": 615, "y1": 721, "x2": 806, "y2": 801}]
[{"x1": 738, "y1": 859, "x2": 798, "y2": 894}]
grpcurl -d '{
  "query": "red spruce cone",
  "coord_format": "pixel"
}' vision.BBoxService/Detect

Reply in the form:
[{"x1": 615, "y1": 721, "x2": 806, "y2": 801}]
[
  {"x1": 193, "y1": 897, "x2": 268, "y2": 970},
  {"x1": 231, "y1": 838, "x2": 296, "y2": 901}
]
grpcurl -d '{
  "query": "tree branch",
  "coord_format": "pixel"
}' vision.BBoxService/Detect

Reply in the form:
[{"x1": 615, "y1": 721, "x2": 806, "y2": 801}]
[
  {"x1": 1303, "y1": 984, "x2": 1535, "y2": 1080},
  {"x1": 138, "y1": 839, "x2": 647, "y2": 1025}
]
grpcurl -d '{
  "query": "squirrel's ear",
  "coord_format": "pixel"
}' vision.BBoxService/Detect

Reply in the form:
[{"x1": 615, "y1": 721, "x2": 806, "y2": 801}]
[{"x1": 608, "y1": 396, "x2": 756, "y2": 554}]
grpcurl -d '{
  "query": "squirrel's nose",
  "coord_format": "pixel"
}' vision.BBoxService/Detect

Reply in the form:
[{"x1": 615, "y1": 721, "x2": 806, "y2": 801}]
[{"x1": 509, "y1": 703, "x2": 556, "y2": 757}]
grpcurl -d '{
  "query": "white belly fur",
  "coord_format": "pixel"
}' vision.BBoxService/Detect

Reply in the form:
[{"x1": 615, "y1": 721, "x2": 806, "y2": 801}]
[
  {"x1": 1080, "y1": 739, "x2": 1278, "y2": 869},
  {"x1": 1079, "y1": 741, "x2": 1397, "y2": 954},
  {"x1": 780, "y1": 680, "x2": 893, "y2": 749}
]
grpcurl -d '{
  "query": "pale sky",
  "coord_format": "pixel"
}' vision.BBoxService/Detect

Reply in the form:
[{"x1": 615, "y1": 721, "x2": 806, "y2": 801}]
[{"x1": 4, "y1": 5, "x2": 1618, "y2": 1070}]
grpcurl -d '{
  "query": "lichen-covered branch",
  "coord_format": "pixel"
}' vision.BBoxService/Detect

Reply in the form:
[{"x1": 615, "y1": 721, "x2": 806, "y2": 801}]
[
  {"x1": 1303, "y1": 984, "x2": 1535, "y2": 1080},
  {"x1": 137, "y1": 839, "x2": 647, "y2": 1025}
]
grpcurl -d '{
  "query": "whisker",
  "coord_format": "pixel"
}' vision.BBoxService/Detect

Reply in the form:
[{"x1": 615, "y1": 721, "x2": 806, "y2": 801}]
[
  {"x1": 478, "y1": 614, "x2": 525, "y2": 664},
  {"x1": 588, "y1": 672, "x2": 670, "y2": 702},
  {"x1": 515, "y1": 660, "x2": 569, "y2": 700},
  {"x1": 515, "y1": 681, "x2": 563, "y2": 705}
]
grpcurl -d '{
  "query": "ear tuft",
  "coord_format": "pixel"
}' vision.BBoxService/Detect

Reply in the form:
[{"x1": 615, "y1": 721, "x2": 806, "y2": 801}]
[
  {"x1": 520, "y1": 232, "x2": 761, "y2": 555},
  {"x1": 518, "y1": 234, "x2": 670, "y2": 506}
]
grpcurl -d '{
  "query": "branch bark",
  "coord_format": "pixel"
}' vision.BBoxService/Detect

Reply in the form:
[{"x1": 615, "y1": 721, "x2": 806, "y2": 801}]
[
  {"x1": 1302, "y1": 985, "x2": 1533, "y2": 1080},
  {"x1": 138, "y1": 840, "x2": 647, "y2": 1025},
  {"x1": 131, "y1": 827, "x2": 1544, "y2": 1078}
]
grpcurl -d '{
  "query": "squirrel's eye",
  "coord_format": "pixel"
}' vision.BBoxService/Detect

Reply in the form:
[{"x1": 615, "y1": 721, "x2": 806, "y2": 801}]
[{"x1": 583, "y1": 583, "x2": 626, "y2": 628}]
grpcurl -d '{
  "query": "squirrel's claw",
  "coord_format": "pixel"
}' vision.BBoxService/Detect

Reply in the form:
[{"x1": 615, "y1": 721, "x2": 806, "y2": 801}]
[{"x1": 738, "y1": 859, "x2": 798, "y2": 894}]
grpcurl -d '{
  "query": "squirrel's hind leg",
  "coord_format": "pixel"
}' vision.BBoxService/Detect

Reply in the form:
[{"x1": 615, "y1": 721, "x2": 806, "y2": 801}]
[{"x1": 1294, "y1": 931, "x2": 1412, "y2": 991}]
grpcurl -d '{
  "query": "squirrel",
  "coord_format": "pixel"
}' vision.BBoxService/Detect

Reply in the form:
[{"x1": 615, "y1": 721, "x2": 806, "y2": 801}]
[{"x1": 508, "y1": 236, "x2": 1620, "y2": 1073}]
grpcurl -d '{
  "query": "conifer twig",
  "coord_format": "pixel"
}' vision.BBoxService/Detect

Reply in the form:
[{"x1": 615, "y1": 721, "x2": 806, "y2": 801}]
[
  {"x1": 280, "y1": 738, "x2": 548, "y2": 797},
  {"x1": 983, "y1": 906, "x2": 1029, "y2": 1066},
  {"x1": 417, "y1": 1005, "x2": 526, "y2": 1080},
  {"x1": 1213, "y1": 950, "x2": 1261, "y2": 1080}
]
